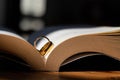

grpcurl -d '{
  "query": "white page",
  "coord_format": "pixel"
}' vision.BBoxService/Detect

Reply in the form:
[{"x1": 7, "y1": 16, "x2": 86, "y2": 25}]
[
  {"x1": 0, "y1": 30, "x2": 25, "y2": 41},
  {"x1": 36, "y1": 27, "x2": 120, "y2": 59}
]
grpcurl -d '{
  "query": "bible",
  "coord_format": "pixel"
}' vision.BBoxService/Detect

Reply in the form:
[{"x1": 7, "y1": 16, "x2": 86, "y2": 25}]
[{"x1": 1, "y1": 26, "x2": 120, "y2": 71}]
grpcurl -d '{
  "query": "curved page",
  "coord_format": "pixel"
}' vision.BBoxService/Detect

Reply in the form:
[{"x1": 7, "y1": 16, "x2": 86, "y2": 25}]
[
  {"x1": 37, "y1": 27, "x2": 120, "y2": 59},
  {"x1": 36, "y1": 27, "x2": 120, "y2": 71},
  {"x1": 0, "y1": 30, "x2": 45, "y2": 70}
]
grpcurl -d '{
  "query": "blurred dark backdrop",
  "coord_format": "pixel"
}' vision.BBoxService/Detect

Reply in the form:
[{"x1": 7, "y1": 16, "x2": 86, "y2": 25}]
[{"x1": 0, "y1": 0, "x2": 120, "y2": 34}]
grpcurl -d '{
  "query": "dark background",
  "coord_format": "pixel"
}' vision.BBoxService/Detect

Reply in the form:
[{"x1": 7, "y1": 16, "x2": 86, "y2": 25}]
[{"x1": 0, "y1": 0, "x2": 120, "y2": 34}]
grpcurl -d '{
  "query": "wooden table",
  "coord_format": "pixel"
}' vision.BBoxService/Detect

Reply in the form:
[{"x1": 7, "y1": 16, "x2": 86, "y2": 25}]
[{"x1": 0, "y1": 71, "x2": 120, "y2": 80}]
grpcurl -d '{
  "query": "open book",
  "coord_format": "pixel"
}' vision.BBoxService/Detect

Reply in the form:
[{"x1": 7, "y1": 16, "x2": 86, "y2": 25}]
[{"x1": 1, "y1": 26, "x2": 120, "y2": 71}]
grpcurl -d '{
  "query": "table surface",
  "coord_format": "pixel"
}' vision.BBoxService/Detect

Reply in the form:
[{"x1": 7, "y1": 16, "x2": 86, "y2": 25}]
[{"x1": 0, "y1": 71, "x2": 120, "y2": 80}]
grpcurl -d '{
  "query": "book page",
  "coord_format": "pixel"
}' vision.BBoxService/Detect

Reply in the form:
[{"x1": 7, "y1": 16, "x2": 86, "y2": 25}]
[
  {"x1": 0, "y1": 30, "x2": 25, "y2": 41},
  {"x1": 36, "y1": 27, "x2": 120, "y2": 60},
  {"x1": 0, "y1": 30, "x2": 45, "y2": 70},
  {"x1": 61, "y1": 53, "x2": 101, "y2": 66}
]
